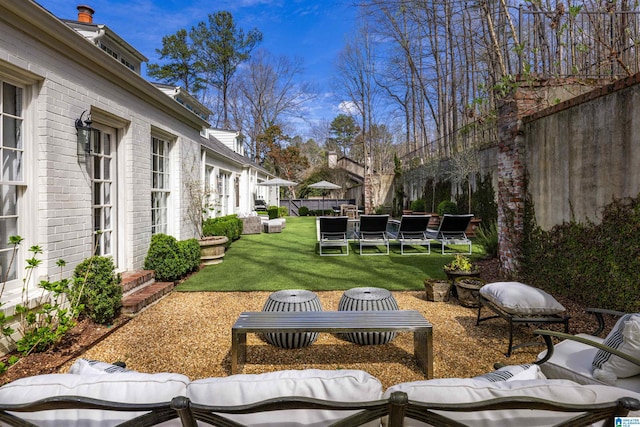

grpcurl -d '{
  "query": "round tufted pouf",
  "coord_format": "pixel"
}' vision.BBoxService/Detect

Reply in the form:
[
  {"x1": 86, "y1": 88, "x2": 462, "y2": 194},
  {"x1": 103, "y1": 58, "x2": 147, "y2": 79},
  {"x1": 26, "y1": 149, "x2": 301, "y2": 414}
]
[
  {"x1": 338, "y1": 287, "x2": 399, "y2": 345},
  {"x1": 262, "y1": 289, "x2": 323, "y2": 348}
]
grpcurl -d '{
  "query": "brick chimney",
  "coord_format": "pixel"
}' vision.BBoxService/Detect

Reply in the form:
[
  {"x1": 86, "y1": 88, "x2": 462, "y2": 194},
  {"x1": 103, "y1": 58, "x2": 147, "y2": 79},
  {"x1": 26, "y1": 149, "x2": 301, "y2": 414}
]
[
  {"x1": 328, "y1": 151, "x2": 337, "y2": 169},
  {"x1": 77, "y1": 5, "x2": 95, "y2": 23}
]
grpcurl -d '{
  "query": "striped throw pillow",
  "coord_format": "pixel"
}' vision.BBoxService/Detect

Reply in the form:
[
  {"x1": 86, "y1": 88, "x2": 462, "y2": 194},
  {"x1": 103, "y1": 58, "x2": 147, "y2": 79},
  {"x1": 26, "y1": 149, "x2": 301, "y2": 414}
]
[
  {"x1": 473, "y1": 364, "x2": 544, "y2": 382},
  {"x1": 592, "y1": 313, "x2": 640, "y2": 383}
]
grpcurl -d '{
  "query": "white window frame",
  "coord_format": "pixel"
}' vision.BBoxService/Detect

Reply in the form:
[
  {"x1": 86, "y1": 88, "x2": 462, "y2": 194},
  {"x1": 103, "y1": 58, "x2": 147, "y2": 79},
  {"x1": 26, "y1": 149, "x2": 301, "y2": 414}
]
[
  {"x1": 90, "y1": 125, "x2": 117, "y2": 260},
  {"x1": 151, "y1": 136, "x2": 170, "y2": 235},
  {"x1": 218, "y1": 170, "x2": 231, "y2": 216},
  {"x1": 0, "y1": 80, "x2": 25, "y2": 295}
]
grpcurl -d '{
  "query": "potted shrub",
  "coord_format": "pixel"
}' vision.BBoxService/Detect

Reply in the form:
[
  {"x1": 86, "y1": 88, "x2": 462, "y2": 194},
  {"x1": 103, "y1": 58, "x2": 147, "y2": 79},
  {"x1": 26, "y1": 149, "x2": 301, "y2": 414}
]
[
  {"x1": 410, "y1": 199, "x2": 427, "y2": 214},
  {"x1": 437, "y1": 200, "x2": 458, "y2": 215},
  {"x1": 443, "y1": 254, "x2": 480, "y2": 283},
  {"x1": 199, "y1": 215, "x2": 242, "y2": 265}
]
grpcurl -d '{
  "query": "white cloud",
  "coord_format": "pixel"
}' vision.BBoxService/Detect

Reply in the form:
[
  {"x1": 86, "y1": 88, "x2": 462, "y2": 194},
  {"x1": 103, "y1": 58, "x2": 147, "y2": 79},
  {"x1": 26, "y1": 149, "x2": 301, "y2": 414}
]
[{"x1": 338, "y1": 101, "x2": 358, "y2": 115}]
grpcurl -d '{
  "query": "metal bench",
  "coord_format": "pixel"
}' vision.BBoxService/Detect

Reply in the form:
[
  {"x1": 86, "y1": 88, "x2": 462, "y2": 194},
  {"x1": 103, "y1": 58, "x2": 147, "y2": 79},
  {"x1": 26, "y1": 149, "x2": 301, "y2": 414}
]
[
  {"x1": 477, "y1": 294, "x2": 570, "y2": 357},
  {"x1": 231, "y1": 310, "x2": 433, "y2": 377}
]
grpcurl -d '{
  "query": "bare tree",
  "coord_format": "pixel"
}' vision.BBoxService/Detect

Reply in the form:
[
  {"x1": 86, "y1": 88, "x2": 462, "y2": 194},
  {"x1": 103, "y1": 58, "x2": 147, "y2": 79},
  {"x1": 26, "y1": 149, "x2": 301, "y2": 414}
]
[{"x1": 229, "y1": 50, "x2": 317, "y2": 164}]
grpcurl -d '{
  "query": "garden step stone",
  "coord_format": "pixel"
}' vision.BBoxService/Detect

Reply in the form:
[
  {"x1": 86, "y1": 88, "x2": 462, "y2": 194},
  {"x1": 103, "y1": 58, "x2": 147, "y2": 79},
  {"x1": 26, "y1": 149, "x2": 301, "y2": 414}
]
[
  {"x1": 121, "y1": 270, "x2": 155, "y2": 296},
  {"x1": 121, "y1": 280, "x2": 174, "y2": 315}
]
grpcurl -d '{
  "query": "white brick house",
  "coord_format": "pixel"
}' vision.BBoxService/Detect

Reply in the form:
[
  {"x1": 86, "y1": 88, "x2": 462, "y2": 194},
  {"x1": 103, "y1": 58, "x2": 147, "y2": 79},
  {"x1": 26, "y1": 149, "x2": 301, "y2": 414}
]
[{"x1": 0, "y1": 0, "x2": 271, "y2": 339}]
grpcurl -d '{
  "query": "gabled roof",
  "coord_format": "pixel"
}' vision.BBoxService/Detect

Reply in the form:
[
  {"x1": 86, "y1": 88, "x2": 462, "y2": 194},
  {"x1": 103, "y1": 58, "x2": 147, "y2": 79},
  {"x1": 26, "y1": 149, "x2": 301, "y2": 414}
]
[
  {"x1": 61, "y1": 20, "x2": 148, "y2": 64},
  {"x1": 201, "y1": 134, "x2": 271, "y2": 176},
  {"x1": 6, "y1": 1, "x2": 209, "y2": 131}
]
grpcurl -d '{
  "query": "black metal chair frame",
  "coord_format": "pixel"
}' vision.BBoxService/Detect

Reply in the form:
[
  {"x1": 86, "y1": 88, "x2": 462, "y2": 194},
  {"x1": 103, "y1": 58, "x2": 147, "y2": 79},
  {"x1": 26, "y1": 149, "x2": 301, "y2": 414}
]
[{"x1": 477, "y1": 294, "x2": 570, "y2": 357}]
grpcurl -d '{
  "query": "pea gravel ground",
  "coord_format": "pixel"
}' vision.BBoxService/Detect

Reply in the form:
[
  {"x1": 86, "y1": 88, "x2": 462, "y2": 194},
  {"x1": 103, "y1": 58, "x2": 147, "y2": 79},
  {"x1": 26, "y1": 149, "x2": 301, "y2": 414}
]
[{"x1": 60, "y1": 290, "x2": 579, "y2": 390}]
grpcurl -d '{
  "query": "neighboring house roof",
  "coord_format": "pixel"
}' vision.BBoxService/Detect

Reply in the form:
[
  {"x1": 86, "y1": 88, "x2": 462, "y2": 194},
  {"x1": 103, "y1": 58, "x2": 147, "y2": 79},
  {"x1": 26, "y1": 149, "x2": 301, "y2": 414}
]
[{"x1": 337, "y1": 156, "x2": 365, "y2": 185}]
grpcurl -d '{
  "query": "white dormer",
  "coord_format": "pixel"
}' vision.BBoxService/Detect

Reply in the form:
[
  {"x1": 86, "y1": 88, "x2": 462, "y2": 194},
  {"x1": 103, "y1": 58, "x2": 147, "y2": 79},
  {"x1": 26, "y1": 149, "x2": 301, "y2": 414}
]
[
  {"x1": 152, "y1": 83, "x2": 212, "y2": 123},
  {"x1": 205, "y1": 129, "x2": 243, "y2": 156},
  {"x1": 62, "y1": 5, "x2": 147, "y2": 74}
]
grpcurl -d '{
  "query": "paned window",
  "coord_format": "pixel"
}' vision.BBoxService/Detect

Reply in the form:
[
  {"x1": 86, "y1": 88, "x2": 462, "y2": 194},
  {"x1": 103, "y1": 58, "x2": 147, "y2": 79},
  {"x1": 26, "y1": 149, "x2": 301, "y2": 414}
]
[
  {"x1": 92, "y1": 130, "x2": 114, "y2": 257},
  {"x1": 0, "y1": 82, "x2": 23, "y2": 290},
  {"x1": 151, "y1": 137, "x2": 170, "y2": 235}
]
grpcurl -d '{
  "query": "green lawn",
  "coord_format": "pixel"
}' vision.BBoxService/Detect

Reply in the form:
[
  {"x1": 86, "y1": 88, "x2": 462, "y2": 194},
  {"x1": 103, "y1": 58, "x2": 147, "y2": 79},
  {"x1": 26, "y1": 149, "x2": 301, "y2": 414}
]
[{"x1": 177, "y1": 216, "x2": 484, "y2": 292}]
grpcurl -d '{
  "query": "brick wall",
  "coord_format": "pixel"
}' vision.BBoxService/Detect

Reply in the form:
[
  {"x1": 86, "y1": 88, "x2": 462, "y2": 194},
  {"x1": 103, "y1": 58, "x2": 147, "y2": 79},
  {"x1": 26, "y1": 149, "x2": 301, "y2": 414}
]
[{"x1": 496, "y1": 74, "x2": 640, "y2": 275}]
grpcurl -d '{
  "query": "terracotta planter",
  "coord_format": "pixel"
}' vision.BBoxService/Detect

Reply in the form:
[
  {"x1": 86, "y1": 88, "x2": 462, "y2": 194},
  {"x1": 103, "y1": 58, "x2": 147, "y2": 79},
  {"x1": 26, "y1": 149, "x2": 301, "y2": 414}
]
[
  {"x1": 199, "y1": 236, "x2": 229, "y2": 265},
  {"x1": 454, "y1": 277, "x2": 486, "y2": 308},
  {"x1": 424, "y1": 279, "x2": 451, "y2": 302}
]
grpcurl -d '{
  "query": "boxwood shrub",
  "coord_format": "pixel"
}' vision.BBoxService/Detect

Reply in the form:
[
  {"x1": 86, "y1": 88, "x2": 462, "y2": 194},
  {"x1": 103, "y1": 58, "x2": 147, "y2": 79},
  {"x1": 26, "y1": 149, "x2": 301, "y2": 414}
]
[
  {"x1": 71, "y1": 256, "x2": 122, "y2": 325},
  {"x1": 267, "y1": 206, "x2": 279, "y2": 219},
  {"x1": 178, "y1": 238, "x2": 201, "y2": 274},
  {"x1": 202, "y1": 214, "x2": 243, "y2": 241},
  {"x1": 144, "y1": 234, "x2": 187, "y2": 282},
  {"x1": 437, "y1": 200, "x2": 458, "y2": 215}
]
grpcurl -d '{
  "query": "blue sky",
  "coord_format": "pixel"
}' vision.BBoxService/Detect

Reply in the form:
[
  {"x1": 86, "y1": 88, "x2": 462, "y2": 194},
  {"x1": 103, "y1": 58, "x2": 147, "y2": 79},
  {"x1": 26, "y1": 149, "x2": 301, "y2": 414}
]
[{"x1": 35, "y1": 0, "x2": 357, "y2": 137}]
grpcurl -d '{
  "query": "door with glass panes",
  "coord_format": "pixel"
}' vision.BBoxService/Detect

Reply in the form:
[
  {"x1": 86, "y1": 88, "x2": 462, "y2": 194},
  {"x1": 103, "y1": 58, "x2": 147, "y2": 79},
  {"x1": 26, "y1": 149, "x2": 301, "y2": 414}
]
[{"x1": 90, "y1": 126, "x2": 117, "y2": 261}]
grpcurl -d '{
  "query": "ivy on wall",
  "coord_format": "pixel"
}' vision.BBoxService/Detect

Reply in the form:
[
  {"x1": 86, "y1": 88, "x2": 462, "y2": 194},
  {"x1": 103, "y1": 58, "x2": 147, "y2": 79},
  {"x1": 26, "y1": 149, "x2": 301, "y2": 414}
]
[{"x1": 520, "y1": 193, "x2": 640, "y2": 313}]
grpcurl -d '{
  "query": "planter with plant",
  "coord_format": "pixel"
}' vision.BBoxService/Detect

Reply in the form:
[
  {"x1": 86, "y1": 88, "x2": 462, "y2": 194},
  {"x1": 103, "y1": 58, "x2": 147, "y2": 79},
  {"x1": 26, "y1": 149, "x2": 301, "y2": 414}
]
[
  {"x1": 410, "y1": 199, "x2": 427, "y2": 214},
  {"x1": 183, "y1": 170, "x2": 230, "y2": 265},
  {"x1": 437, "y1": 200, "x2": 459, "y2": 216},
  {"x1": 444, "y1": 254, "x2": 480, "y2": 298},
  {"x1": 453, "y1": 277, "x2": 486, "y2": 308},
  {"x1": 443, "y1": 254, "x2": 480, "y2": 283}
]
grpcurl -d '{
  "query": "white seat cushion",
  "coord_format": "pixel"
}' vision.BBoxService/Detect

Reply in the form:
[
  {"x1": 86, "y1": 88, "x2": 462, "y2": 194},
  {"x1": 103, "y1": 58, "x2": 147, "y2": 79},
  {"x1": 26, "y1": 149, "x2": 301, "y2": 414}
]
[
  {"x1": 384, "y1": 378, "x2": 596, "y2": 426},
  {"x1": 538, "y1": 333, "x2": 640, "y2": 393},
  {"x1": 592, "y1": 313, "x2": 640, "y2": 382},
  {"x1": 187, "y1": 369, "x2": 383, "y2": 427},
  {"x1": 0, "y1": 372, "x2": 189, "y2": 427},
  {"x1": 538, "y1": 334, "x2": 606, "y2": 385},
  {"x1": 480, "y1": 282, "x2": 565, "y2": 315}
]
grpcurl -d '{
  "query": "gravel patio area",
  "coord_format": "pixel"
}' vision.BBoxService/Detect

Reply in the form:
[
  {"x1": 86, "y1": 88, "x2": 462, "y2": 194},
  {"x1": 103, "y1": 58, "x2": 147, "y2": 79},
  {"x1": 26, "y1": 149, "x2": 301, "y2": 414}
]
[{"x1": 61, "y1": 290, "x2": 564, "y2": 390}]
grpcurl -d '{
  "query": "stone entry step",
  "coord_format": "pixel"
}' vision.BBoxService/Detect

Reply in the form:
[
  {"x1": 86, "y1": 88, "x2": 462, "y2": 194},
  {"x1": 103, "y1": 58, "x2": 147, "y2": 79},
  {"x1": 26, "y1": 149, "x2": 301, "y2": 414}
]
[
  {"x1": 121, "y1": 270, "x2": 155, "y2": 295},
  {"x1": 120, "y1": 271, "x2": 174, "y2": 315}
]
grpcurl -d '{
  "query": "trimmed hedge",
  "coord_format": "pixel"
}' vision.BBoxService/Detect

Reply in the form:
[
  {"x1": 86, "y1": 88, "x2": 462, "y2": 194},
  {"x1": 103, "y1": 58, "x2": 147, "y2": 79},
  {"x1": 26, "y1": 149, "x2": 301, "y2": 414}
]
[
  {"x1": 144, "y1": 234, "x2": 186, "y2": 282},
  {"x1": 72, "y1": 256, "x2": 122, "y2": 325},
  {"x1": 267, "y1": 206, "x2": 279, "y2": 219},
  {"x1": 437, "y1": 200, "x2": 458, "y2": 215},
  {"x1": 144, "y1": 235, "x2": 201, "y2": 282},
  {"x1": 178, "y1": 238, "x2": 201, "y2": 274},
  {"x1": 203, "y1": 214, "x2": 243, "y2": 241},
  {"x1": 410, "y1": 199, "x2": 426, "y2": 212}
]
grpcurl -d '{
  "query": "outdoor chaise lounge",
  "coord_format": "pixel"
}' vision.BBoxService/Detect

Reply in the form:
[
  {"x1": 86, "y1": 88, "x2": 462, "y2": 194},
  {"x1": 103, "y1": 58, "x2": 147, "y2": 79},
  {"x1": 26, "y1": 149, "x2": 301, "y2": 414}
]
[
  {"x1": 535, "y1": 308, "x2": 640, "y2": 393},
  {"x1": 254, "y1": 199, "x2": 267, "y2": 212},
  {"x1": 425, "y1": 213, "x2": 474, "y2": 254},
  {"x1": 318, "y1": 216, "x2": 349, "y2": 256},
  {"x1": 357, "y1": 215, "x2": 390, "y2": 255},
  {"x1": 388, "y1": 215, "x2": 431, "y2": 255}
]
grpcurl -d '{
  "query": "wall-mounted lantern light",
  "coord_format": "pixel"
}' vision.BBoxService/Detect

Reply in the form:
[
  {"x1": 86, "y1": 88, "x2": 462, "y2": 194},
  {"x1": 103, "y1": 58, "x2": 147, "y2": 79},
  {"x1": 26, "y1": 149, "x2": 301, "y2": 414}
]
[{"x1": 75, "y1": 110, "x2": 93, "y2": 155}]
